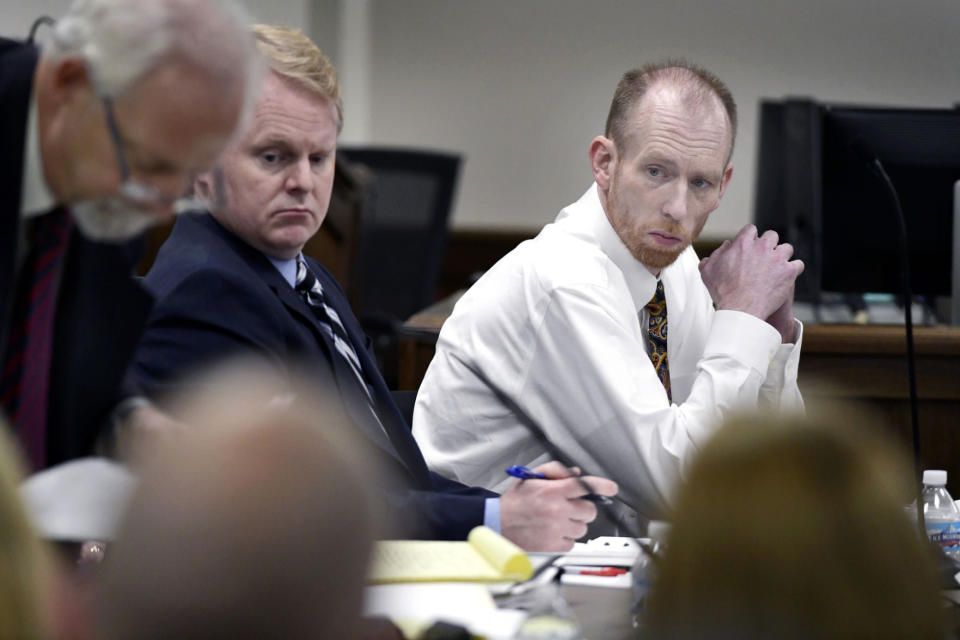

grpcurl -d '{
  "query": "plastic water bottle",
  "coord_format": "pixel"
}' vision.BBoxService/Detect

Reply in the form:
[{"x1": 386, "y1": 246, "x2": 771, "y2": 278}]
[
  {"x1": 631, "y1": 520, "x2": 671, "y2": 629},
  {"x1": 921, "y1": 469, "x2": 960, "y2": 561}
]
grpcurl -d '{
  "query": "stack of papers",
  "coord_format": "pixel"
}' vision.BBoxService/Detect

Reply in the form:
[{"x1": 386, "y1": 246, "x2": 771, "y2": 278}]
[
  {"x1": 365, "y1": 583, "x2": 527, "y2": 639},
  {"x1": 364, "y1": 532, "x2": 645, "y2": 636},
  {"x1": 366, "y1": 527, "x2": 534, "y2": 638},
  {"x1": 369, "y1": 526, "x2": 533, "y2": 584}
]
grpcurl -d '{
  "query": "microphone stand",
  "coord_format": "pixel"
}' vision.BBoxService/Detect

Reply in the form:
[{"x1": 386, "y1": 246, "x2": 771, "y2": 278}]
[{"x1": 864, "y1": 155, "x2": 923, "y2": 529}]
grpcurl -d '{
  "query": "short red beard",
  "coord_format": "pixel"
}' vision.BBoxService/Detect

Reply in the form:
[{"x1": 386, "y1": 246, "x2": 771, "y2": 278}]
[{"x1": 606, "y1": 178, "x2": 701, "y2": 271}]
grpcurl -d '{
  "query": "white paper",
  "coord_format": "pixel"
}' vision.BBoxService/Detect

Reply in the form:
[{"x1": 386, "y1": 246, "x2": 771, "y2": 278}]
[
  {"x1": 20, "y1": 457, "x2": 137, "y2": 541},
  {"x1": 364, "y1": 582, "x2": 527, "y2": 640}
]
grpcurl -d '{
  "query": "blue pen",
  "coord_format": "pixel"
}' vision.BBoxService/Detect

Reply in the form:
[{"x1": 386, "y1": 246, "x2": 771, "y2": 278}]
[
  {"x1": 505, "y1": 466, "x2": 613, "y2": 505},
  {"x1": 506, "y1": 465, "x2": 547, "y2": 479}
]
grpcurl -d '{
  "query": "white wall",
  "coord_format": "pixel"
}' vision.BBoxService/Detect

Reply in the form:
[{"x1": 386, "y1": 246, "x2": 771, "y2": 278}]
[
  {"x1": 355, "y1": 0, "x2": 960, "y2": 236},
  {"x1": 1, "y1": 1, "x2": 73, "y2": 39},
  {"x1": 0, "y1": 0, "x2": 311, "y2": 43},
  {"x1": 7, "y1": 0, "x2": 957, "y2": 238}
]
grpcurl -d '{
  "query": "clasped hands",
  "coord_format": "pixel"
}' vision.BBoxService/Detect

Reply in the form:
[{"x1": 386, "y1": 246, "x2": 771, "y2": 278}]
[{"x1": 699, "y1": 224, "x2": 805, "y2": 343}]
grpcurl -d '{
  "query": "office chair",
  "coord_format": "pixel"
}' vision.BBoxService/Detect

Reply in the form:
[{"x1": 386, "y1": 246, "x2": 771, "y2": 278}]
[
  {"x1": 338, "y1": 146, "x2": 462, "y2": 388},
  {"x1": 302, "y1": 155, "x2": 367, "y2": 306}
]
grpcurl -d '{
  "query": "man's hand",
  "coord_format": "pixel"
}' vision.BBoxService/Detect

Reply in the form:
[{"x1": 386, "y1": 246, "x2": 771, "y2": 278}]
[
  {"x1": 500, "y1": 461, "x2": 618, "y2": 552},
  {"x1": 699, "y1": 224, "x2": 804, "y2": 337},
  {"x1": 765, "y1": 283, "x2": 797, "y2": 343}
]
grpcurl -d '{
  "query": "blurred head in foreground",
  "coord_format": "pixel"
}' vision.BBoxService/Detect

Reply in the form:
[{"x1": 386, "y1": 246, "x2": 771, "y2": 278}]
[
  {"x1": 97, "y1": 363, "x2": 377, "y2": 640},
  {"x1": 0, "y1": 426, "x2": 50, "y2": 639},
  {"x1": 643, "y1": 408, "x2": 946, "y2": 640}
]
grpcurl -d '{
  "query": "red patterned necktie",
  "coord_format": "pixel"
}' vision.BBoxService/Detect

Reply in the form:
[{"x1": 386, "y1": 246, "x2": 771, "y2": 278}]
[
  {"x1": 644, "y1": 280, "x2": 672, "y2": 403},
  {"x1": 0, "y1": 206, "x2": 73, "y2": 470}
]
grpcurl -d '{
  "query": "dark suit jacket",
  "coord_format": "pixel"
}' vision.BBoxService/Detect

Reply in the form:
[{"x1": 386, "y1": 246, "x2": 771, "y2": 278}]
[
  {"x1": 130, "y1": 212, "x2": 493, "y2": 540},
  {"x1": 0, "y1": 38, "x2": 152, "y2": 467}
]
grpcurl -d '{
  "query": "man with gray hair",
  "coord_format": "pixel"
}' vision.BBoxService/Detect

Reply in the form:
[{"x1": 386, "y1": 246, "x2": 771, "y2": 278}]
[
  {"x1": 413, "y1": 61, "x2": 805, "y2": 526},
  {"x1": 0, "y1": 0, "x2": 258, "y2": 470}
]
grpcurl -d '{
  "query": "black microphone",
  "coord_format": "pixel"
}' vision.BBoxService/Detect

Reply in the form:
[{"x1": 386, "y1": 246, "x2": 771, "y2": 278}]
[
  {"x1": 847, "y1": 137, "x2": 880, "y2": 172},
  {"x1": 849, "y1": 136, "x2": 923, "y2": 527}
]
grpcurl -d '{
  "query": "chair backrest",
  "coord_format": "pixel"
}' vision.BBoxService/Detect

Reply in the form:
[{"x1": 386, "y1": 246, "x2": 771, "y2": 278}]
[
  {"x1": 302, "y1": 155, "x2": 367, "y2": 306},
  {"x1": 338, "y1": 147, "x2": 462, "y2": 323}
]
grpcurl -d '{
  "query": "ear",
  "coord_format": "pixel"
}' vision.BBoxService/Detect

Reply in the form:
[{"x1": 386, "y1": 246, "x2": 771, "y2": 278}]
[
  {"x1": 194, "y1": 170, "x2": 215, "y2": 203},
  {"x1": 589, "y1": 135, "x2": 616, "y2": 191},
  {"x1": 717, "y1": 163, "x2": 734, "y2": 199},
  {"x1": 46, "y1": 56, "x2": 93, "y2": 107}
]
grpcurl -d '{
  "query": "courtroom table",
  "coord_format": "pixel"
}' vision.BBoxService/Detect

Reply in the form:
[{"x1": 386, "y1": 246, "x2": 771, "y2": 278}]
[{"x1": 398, "y1": 293, "x2": 960, "y2": 491}]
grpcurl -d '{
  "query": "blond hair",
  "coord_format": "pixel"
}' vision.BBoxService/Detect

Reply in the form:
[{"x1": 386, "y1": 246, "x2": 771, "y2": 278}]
[
  {"x1": 0, "y1": 427, "x2": 49, "y2": 639},
  {"x1": 98, "y1": 361, "x2": 377, "y2": 640},
  {"x1": 643, "y1": 409, "x2": 946, "y2": 639},
  {"x1": 251, "y1": 24, "x2": 342, "y2": 132}
]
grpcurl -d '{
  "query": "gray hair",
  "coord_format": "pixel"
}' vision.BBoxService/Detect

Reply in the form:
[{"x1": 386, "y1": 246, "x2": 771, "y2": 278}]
[{"x1": 45, "y1": 0, "x2": 259, "y2": 105}]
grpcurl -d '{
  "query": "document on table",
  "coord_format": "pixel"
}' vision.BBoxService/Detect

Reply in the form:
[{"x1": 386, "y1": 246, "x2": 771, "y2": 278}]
[
  {"x1": 364, "y1": 583, "x2": 527, "y2": 640},
  {"x1": 369, "y1": 526, "x2": 534, "y2": 584}
]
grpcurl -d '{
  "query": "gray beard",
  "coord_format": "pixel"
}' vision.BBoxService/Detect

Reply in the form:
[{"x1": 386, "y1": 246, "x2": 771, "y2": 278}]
[{"x1": 71, "y1": 197, "x2": 157, "y2": 242}]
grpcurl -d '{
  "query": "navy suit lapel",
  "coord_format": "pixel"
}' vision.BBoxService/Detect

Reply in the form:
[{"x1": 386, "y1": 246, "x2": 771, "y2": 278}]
[
  {"x1": 256, "y1": 260, "x2": 403, "y2": 459},
  {"x1": 192, "y1": 213, "x2": 431, "y2": 487},
  {"x1": 308, "y1": 261, "x2": 433, "y2": 487}
]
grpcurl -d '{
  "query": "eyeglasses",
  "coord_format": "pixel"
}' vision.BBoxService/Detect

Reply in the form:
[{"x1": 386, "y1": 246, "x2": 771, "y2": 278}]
[{"x1": 101, "y1": 96, "x2": 172, "y2": 207}]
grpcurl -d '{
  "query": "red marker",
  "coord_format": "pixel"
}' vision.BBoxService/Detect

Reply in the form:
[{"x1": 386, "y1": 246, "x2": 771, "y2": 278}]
[{"x1": 566, "y1": 566, "x2": 627, "y2": 577}]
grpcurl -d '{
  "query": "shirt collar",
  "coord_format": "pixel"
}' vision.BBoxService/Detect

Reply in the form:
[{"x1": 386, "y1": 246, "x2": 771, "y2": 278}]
[
  {"x1": 580, "y1": 183, "x2": 660, "y2": 314},
  {"x1": 268, "y1": 254, "x2": 300, "y2": 288},
  {"x1": 21, "y1": 91, "x2": 56, "y2": 219}
]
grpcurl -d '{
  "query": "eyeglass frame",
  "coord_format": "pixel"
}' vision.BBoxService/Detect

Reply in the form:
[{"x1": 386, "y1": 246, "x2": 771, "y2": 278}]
[{"x1": 101, "y1": 95, "x2": 183, "y2": 208}]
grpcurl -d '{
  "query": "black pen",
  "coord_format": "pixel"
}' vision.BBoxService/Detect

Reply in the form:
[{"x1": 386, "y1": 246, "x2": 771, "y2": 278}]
[{"x1": 505, "y1": 465, "x2": 614, "y2": 505}]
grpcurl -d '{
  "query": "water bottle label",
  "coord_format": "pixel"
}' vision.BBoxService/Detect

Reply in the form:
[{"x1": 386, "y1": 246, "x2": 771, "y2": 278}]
[{"x1": 926, "y1": 521, "x2": 960, "y2": 552}]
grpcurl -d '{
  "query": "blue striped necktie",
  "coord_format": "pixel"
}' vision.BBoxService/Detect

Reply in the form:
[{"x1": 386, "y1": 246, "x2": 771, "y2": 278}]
[
  {"x1": 294, "y1": 258, "x2": 399, "y2": 448},
  {"x1": 294, "y1": 257, "x2": 372, "y2": 400}
]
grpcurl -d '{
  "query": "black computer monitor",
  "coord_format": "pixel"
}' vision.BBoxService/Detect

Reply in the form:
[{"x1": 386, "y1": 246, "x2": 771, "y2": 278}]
[{"x1": 754, "y1": 99, "x2": 960, "y2": 307}]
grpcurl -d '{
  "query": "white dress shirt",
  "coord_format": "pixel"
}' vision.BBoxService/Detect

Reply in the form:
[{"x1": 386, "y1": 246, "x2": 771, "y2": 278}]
[
  {"x1": 21, "y1": 93, "x2": 55, "y2": 220},
  {"x1": 412, "y1": 184, "x2": 803, "y2": 518}
]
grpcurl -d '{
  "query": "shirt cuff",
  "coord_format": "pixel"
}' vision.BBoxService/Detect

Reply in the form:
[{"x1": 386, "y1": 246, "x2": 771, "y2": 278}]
[
  {"x1": 770, "y1": 319, "x2": 802, "y2": 381},
  {"x1": 706, "y1": 310, "x2": 782, "y2": 373},
  {"x1": 484, "y1": 497, "x2": 502, "y2": 533}
]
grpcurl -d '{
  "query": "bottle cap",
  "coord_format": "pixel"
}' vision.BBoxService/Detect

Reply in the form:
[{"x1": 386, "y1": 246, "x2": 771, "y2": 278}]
[{"x1": 923, "y1": 469, "x2": 947, "y2": 486}]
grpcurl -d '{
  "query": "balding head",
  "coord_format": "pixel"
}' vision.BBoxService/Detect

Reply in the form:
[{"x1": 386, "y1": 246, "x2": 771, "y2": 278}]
[
  {"x1": 97, "y1": 368, "x2": 376, "y2": 640},
  {"x1": 604, "y1": 61, "x2": 737, "y2": 161}
]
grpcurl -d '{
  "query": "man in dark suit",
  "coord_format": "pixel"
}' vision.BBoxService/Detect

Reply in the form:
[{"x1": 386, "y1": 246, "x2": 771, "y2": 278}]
[
  {"x1": 0, "y1": 0, "x2": 256, "y2": 470},
  {"x1": 129, "y1": 25, "x2": 617, "y2": 548}
]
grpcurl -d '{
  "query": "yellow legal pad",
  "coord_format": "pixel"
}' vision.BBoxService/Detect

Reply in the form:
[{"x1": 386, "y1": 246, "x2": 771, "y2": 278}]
[{"x1": 369, "y1": 526, "x2": 534, "y2": 584}]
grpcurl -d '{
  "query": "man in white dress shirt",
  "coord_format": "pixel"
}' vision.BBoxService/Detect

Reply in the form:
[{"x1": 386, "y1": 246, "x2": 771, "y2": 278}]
[{"x1": 412, "y1": 61, "x2": 805, "y2": 522}]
